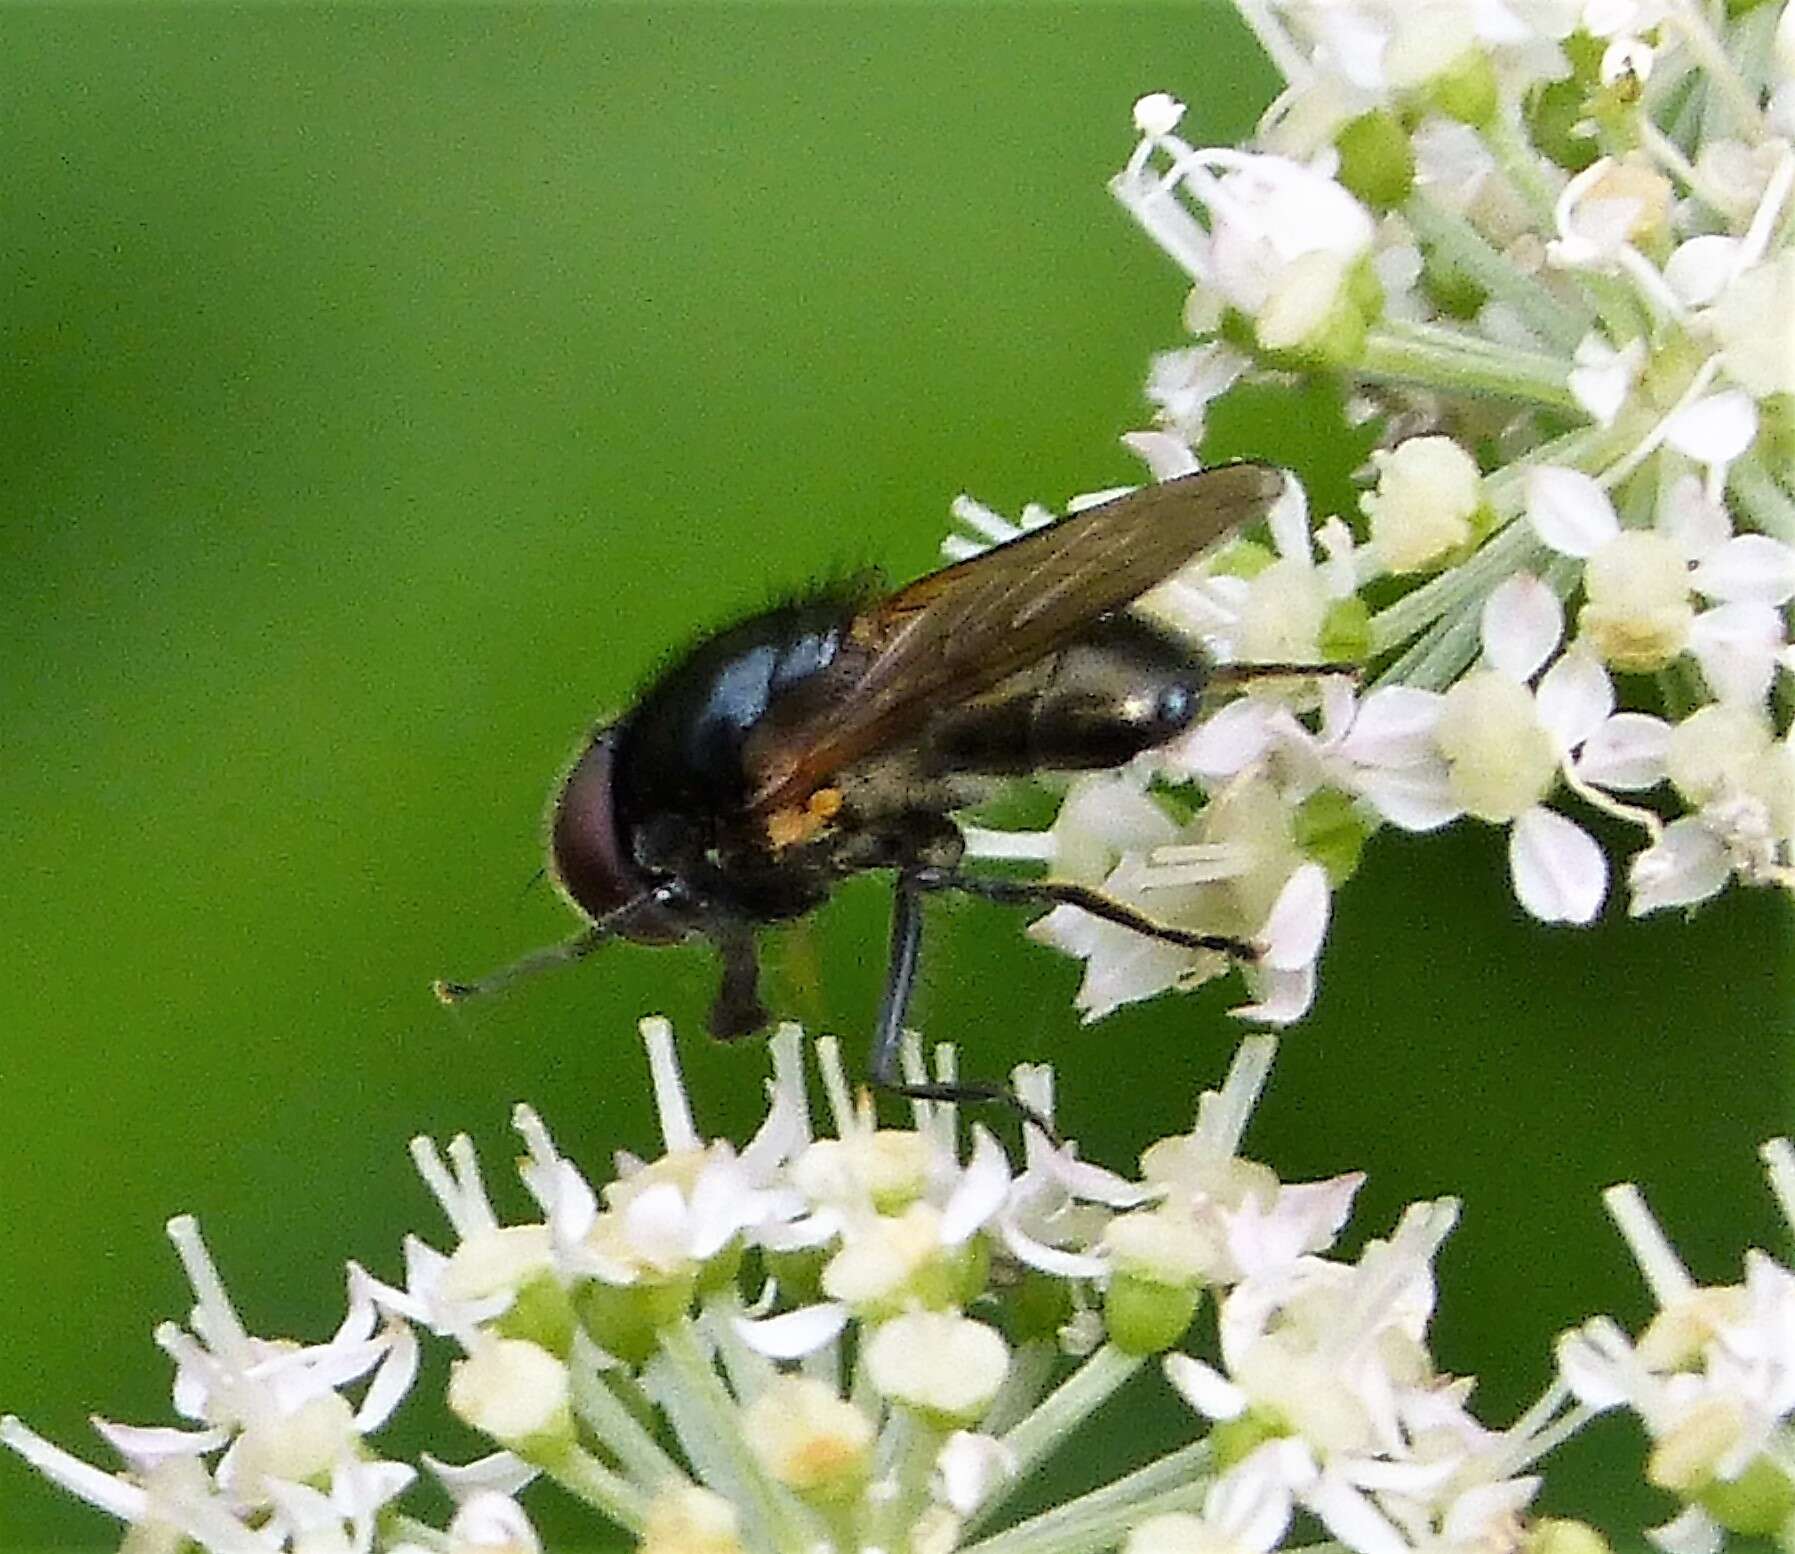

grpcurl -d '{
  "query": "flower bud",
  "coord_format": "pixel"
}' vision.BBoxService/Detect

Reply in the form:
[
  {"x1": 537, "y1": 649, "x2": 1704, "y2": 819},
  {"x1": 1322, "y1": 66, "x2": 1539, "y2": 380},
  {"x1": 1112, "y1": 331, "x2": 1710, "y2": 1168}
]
[
  {"x1": 574, "y1": 1270, "x2": 696, "y2": 1366},
  {"x1": 1526, "y1": 1519, "x2": 1613, "y2": 1554},
  {"x1": 1334, "y1": 112, "x2": 1415, "y2": 212},
  {"x1": 1361, "y1": 435, "x2": 1486, "y2": 575},
  {"x1": 864, "y1": 1311, "x2": 1010, "y2": 1427},
  {"x1": 743, "y1": 1376, "x2": 875, "y2": 1502},
  {"x1": 448, "y1": 1338, "x2": 574, "y2": 1456},
  {"x1": 636, "y1": 1486, "x2": 743, "y2": 1554},
  {"x1": 1104, "y1": 1272, "x2": 1203, "y2": 1356}
]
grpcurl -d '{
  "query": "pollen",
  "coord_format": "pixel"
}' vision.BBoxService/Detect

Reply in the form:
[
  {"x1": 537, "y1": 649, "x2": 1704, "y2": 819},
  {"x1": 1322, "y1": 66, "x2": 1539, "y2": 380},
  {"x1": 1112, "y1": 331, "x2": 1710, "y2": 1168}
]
[{"x1": 765, "y1": 788, "x2": 843, "y2": 851}]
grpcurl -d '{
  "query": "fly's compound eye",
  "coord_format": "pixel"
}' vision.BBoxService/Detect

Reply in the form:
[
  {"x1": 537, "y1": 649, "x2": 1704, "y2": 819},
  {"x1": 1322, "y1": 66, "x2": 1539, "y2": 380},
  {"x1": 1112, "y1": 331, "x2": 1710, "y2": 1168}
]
[{"x1": 550, "y1": 731, "x2": 683, "y2": 944}]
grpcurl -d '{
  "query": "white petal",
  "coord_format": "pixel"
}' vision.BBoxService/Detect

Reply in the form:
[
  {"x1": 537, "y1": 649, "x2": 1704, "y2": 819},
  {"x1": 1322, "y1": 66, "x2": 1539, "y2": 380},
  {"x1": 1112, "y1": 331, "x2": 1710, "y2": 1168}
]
[
  {"x1": 1121, "y1": 429, "x2": 1200, "y2": 481},
  {"x1": 1260, "y1": 863, "x2": 1330, "y2": 972},
  {"x1": 1482, "y1": 573, "x2": 1563, "y2": 681},
  {"x1": 1574, "y1": 712, "x2": 1671, "y2": 790},
  {"x1": 1266, "y1": 472, "x2": 1313, "y2": 565},
  {"x1": 1231, "y1": 963, "x2": 1316, "y2": 1026},
  {"x1": 1536, "y1": 650, "x2": 1614, "y2": 752},
  {"x1": 1509, "y1": 806, "x2": 1608, "y2": 924},
  {"x1": 1133, "y1": 92, "x2": 1186, "y2": 136},
  {"x1": 356, "y1": 1325, "x2": 419, "y2": 1432},
  {"x1": 1656, "y1": 472, "x2": 1732, "y2": 561},
  {"x1": 940, "y1": 1127, "x2": 1010, "y2": 1246},
  {"x1": 996, "y1": 1216, "x2": 1110, "y2": 1280},
  {"x1": 1664, "y1": 234, "x2": 1741, "y2": 306},
  {"x1": 88, "y1": 1420, "x2": 230, "y2": 1466},
  {"x1": 935, "y1": 1431, "x2": 1017, "y2": 1516},
  {"x1": 1526, "y1": 466, "x2": 1618, "y2": 559},
  {"x1": 1691, "y1": 534, "x2": 1795, "y2": 605},
  {"x1": 1338, "y1": 686, "x2": 1444, "y2": 767},
  {"x1": 1163, "y1": 1353, "x2": 1246, "y2": 1420},
  {"x1": 1306, "y1": 1476, "x2": 1411, "y2": 1554},
  {"x1": 1647, "y1": 1507, "x2": 1725, "y2": 1554},
  {"x1": 1627, "y1": 818, "x2": 1731, "y2": 915},
  {"x1": 1664, "y1": 390, "x2": 1758, "y2": 465},
  {"x1": 1689, "y1": 600, "x2": 1785, "y2": 705},
  {"x1": 422, "y1": 1450, "x2": 539, "y2": 1502},
  {"x1": 1553, "y1": 1329, "x2": 1630, "y2": 1410},
  {"x1": 732, "y1": 1303, "x2": 849, "y2": 1360},
  {"x1": 1177, "y1": 696, "x2": 1282, "y2": 779},
  {"x1": 1355, "y1": 760, "x2": 1461, "y2": 831},
  {"x1": 0, "y1": 1418, "x2": 148, "y2": 1522}
]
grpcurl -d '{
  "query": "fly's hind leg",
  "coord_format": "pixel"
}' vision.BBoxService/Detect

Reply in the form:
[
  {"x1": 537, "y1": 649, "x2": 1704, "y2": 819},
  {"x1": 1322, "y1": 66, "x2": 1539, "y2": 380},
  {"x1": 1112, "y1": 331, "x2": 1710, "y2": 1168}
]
[{"x1": 911, "y1": 866, "x2": 1260, "y2": 962}]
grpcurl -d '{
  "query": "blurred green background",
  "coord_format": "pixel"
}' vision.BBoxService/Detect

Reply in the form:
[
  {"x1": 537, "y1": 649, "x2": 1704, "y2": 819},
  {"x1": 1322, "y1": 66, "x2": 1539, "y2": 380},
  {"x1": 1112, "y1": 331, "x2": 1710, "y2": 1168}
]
[{"x1": 2, "y1": 6, "x2": 1789, "y2": 1548}]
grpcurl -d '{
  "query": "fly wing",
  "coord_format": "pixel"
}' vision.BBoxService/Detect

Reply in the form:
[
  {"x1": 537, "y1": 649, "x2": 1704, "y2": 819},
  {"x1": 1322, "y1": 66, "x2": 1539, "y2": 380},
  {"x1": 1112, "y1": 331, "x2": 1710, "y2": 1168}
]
[{"x1": 746, "y1": 461, "x2": 1283, "y2": 812}]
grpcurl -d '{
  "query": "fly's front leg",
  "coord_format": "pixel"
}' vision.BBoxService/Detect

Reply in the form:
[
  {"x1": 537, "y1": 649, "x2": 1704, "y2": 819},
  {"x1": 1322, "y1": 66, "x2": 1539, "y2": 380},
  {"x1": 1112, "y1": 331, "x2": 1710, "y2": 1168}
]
[
  {"x1": 871, "y1": 869, "x2": 1062, "y2": 1145},
  {"x1": 709, "y1": 921, "x2": 770, "y2": 1040}
]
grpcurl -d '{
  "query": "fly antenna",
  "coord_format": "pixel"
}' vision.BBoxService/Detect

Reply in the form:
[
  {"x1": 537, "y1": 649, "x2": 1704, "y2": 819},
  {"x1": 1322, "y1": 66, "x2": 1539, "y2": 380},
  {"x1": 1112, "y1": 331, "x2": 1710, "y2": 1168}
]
[{"x1": 432, "y1": 892, "x2": 655, "y2": 1006}]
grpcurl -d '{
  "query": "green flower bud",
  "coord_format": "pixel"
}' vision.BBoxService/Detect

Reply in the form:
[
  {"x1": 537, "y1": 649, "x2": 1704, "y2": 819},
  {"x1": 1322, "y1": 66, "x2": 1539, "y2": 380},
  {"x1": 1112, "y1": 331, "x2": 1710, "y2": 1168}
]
[
  {"x1": 1526, "y1": 1520, "x2": 1613, "y2": 1554},
  {"x1": 1104, "y1": 1272, "x2": 1202, "y2": 1356},
  {"x1": 1334, "y1": 112, "x2": 1414, "y2": 212},
  {"x1": 1209, "y1": 1409, "x2": 1290, "y2": 1469},
  {"x1": 1210, "y1": 538, "x2": 1278, "y2": 580},
  {"x1": 574, "y1": 1272, "x2": 696, "y2": 1367},
  {"x1": 492, "y1": 1271, "x2": 576, "y2": 1358},
  {"x1": 1294, "y1": 788, "x2": 1370, "y2": 886},
  {"x1": 764, "y1": 1246, "x2": 827, "y2": 1307},
  {"x1": 1317, "y1": 596, "x2": 1371, "y2": 667},
  {"x1": 1419, "y1": 50, "x2": 1497, "y2": 128},
  {"x1": 1002, "y1": 1268, "x2": 1073, "y2": 1345},
  {"x1": 1701, "y1": 1456, "x2": 1795, "y2": 1537}
]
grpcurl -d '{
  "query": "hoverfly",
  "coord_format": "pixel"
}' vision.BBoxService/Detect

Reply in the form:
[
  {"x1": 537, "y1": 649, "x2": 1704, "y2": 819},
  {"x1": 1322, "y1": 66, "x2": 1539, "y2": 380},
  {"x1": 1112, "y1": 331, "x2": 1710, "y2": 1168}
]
[{"x1": 437, "y1": 462, "x2": 1314, "y2": 1115}]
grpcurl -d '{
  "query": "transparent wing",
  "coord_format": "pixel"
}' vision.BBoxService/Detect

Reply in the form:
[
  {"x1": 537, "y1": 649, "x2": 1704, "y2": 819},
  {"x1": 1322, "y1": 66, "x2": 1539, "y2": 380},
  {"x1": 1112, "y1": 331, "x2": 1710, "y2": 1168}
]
[{"x1": 746, "y1": 461, "x2": 1282, "y2": 812}]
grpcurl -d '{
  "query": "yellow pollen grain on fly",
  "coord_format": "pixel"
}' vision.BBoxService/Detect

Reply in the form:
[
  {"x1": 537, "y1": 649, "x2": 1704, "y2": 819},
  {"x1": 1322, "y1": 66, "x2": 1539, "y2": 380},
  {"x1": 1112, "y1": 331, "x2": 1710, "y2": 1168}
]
[{"x1": 765, "y1": 787, "x2": 844, "y2": 851}]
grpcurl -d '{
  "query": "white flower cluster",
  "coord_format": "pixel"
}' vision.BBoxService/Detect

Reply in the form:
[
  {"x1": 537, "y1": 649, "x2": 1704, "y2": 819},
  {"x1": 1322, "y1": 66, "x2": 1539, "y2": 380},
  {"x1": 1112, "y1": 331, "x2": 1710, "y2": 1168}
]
[
  {"x1": 19, "y1": 1017, "x2": 1795, "y2": 1554},
  {"x1": 951, "y1": 0, "x2": 1795, "y2": 1025}
]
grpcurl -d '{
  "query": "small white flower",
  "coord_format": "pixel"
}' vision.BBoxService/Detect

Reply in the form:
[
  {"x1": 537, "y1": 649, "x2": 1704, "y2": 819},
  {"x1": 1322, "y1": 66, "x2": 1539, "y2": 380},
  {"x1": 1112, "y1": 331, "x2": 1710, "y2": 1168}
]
[
  {"x1": 1567, "y1": 332, "x2": 1646, "y2": 425},
  {"x1": 864, "y1": 1310, "x2": 1011, "y2": 1424},
  {"x1": 446, "y1": 1338, "x2": 571, "y2": 1450},
  {"x1": 1360, "y1": 434, "x2": 1485, "y2": 574}
]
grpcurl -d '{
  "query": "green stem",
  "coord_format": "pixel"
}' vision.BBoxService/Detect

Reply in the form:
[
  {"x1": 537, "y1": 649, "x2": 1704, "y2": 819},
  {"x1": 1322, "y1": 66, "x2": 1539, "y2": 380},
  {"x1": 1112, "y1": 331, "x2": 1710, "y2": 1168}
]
[
  {"x1": 1359, "y1": 321, "x2": 1580, "y2": 412},
  {"x1": 978, "y1": 1338, "x2": 1057, "y2": 1438},
  {"x1": 538, "y1": 1442, "x2": 651, "y2": 1533},
  {"x1": 1403, "y1": 194, "x2": 1589, "y2": 352},
  {"x1": 568, "y1": 1338, "x2": 690, "y2": 1492},
  {"x1": 959, "y1": 1439, "x2": 1214, "y2": 1554},
  {"x1": 969, "y1": 1345, "x2": 1143, "y2": 1533},
  {"x1": 1731, "y1": 454, "x2": 1795, "y2": 544},
  {"x1": 1666, "y1": 1, "x2": 1766, "y2": 142},
  {"x1": 1481, "y1": 107, "x2": 1562, "y2": 227},
  {"x1": 869, "y1": 1407, "x2": 946, "y2": 1551},
  {"x1": 651, "y1": 1319, "x2": 816, "y2": 1554}
]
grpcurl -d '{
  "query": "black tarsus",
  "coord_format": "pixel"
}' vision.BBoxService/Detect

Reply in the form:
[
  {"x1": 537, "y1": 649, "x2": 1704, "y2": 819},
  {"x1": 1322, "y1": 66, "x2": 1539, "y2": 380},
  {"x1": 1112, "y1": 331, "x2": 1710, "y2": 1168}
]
[{"x1": 911, "y1": 867, "x2": 1261, "y2": 962}]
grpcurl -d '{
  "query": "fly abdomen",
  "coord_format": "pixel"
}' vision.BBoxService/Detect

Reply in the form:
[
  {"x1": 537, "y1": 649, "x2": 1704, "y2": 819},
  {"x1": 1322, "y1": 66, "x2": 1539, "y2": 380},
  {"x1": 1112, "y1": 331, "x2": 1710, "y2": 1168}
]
[{"x1": 924, "y1": 614, "x2": 1207, "y2": 775}]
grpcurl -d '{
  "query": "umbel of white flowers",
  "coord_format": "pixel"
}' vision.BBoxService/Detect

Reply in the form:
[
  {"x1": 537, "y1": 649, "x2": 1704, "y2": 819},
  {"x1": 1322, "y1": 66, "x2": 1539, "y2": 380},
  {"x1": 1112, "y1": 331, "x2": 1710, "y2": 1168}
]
[
  {"x1": 10, "y1": 1016, "x2": 1795, "y2": 1554},
  {"x1": 949, "y1": 0, "x2": 1795, "y2": 1029}
]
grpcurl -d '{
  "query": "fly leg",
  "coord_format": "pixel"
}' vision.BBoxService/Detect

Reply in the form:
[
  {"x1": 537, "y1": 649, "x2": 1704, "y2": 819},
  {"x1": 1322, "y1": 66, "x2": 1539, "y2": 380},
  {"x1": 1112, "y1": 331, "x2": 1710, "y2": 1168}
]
[
  {"x1": 870, "y1": 873, "x2": 1061, "y2": 1145},
  {"x1": 909, "y1": 866, "x2": 1260, "y2": 961},
  {"x1": 709, "y1": 922, "x2": 771, "y2": 1040}
]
